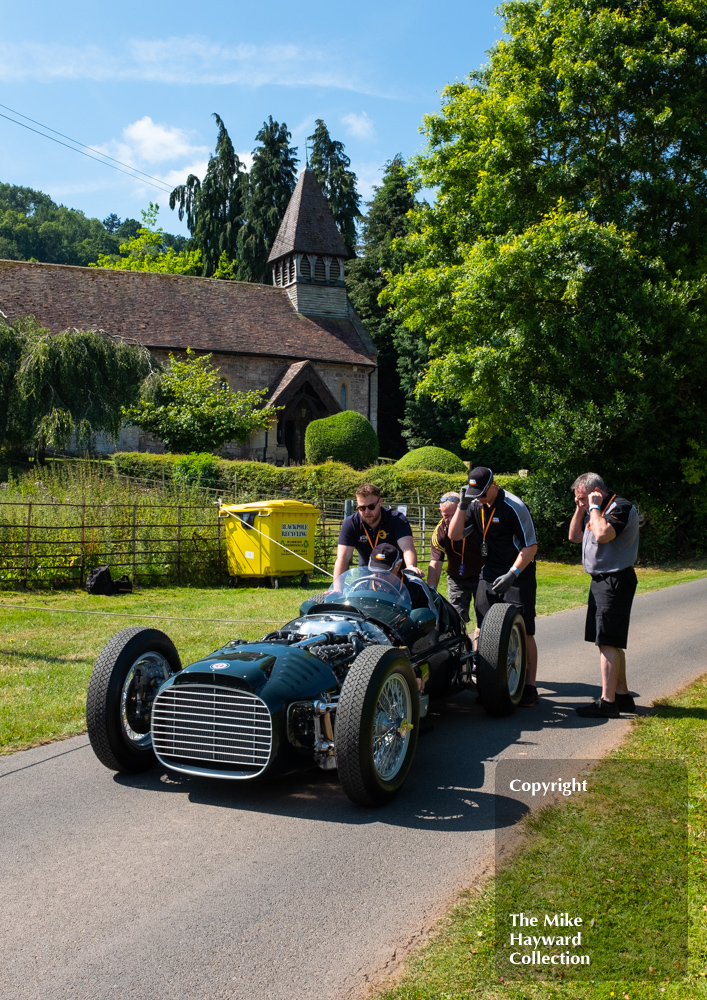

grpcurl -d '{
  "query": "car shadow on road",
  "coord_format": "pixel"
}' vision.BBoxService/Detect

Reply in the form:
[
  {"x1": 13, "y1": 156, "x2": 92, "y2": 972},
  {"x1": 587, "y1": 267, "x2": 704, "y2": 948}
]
[{"x1": 113, "y1": 685, "x2": 631, "y2": 832}]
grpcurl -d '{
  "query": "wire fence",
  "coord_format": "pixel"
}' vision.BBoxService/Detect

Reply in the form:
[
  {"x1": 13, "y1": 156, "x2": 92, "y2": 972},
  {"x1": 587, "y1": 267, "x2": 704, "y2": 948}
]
[{"x1": 0, "y1": 498, "x2": 438, "y2": 589}]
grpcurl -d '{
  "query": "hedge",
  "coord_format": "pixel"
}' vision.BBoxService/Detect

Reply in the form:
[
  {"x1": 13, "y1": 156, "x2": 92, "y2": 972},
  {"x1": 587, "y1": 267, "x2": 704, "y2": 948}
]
[
  {"x1": 395, "y1": 446, "x2": 467, "y2": 474},
  {"x1": 109, "y1": 453, "x2": 707, "y2": 561},
  {"x1": 112, "y1": 452, "x2": 524, "y2": 506}
]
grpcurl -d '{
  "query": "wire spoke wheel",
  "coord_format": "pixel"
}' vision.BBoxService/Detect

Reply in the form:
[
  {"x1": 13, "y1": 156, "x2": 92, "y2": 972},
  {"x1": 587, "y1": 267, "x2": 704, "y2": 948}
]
[
  {"x1": 336, "y1": 645, "x2": 419, "y2": 806},
  {"x1": 372, "y1": 674, "x2": 413, "y2": 781},
  {"x1": 87, "y1": 627, "x2": 181, "y2": 773}
]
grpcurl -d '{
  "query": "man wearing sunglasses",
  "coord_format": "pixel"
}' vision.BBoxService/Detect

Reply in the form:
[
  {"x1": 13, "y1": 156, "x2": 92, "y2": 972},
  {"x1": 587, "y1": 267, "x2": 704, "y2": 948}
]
[
  {"x1": 333, "y1": 482, "x2": 422, "y2": 581},
  {"x1": 427, "y1": 492, "x2": 482, "y2": 626},
  {"x1": 448, "y1": 466, "x2": 540, "y2": 707}
]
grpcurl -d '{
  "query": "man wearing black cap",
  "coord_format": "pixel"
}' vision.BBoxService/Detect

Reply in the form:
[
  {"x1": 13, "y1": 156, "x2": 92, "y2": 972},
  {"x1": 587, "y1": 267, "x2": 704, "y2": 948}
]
[
  {"x1": 448, "y1": 467, "x2": 540, "y2": 706},
  {"x1": 427, "y1": 491, "x2": 482, "y2": 626},
  {"x1": 368, "y1": 542, "x2": 436, "y2": 614}
]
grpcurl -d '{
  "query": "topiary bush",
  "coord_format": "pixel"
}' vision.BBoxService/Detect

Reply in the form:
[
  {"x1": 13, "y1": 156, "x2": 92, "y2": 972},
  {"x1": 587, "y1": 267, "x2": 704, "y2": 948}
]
[
  {"x1": 395, "y1": 446, "x2": 467, "y2": 474},
  {"x1": 305, "y1": 411, "x2": 379, "y2": 470}
]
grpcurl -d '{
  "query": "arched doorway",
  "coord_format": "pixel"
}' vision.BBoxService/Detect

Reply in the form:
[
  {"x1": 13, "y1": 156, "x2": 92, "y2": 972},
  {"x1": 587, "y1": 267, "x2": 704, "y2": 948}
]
[{"x1": 278, "y1": 382, "x2": 328, "y2": 463}]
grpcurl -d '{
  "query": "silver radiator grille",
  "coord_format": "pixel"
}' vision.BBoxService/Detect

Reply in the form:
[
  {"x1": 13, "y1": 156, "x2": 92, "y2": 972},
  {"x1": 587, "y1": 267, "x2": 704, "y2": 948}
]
[{"x1": 151, "y1": 683, "x2": 272, "y2": 776}]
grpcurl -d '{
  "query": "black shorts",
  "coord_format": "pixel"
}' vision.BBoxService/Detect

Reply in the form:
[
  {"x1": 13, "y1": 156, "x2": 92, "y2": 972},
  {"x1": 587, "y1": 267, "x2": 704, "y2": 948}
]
[
  {"x1": 585, "y1": 567, "x2": 637, "y2": 649},
  {"x1": 476, "y1": 564, "x2": 536, "y2": 636}
]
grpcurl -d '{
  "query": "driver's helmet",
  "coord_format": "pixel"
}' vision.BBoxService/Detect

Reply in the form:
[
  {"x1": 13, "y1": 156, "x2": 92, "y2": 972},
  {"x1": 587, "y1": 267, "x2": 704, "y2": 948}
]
[{"x1": 368, "y1": 542, "x2": 402, "y2": 574}]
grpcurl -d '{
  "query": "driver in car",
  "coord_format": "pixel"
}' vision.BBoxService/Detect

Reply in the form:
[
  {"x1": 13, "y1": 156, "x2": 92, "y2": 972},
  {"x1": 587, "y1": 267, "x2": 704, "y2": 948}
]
[{"x1": 368, "y1": 542, "x2": 436, "y2": 615}]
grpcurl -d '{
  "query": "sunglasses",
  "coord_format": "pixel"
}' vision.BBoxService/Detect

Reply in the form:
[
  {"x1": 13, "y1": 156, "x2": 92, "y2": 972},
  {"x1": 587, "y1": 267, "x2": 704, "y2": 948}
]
[
  {"x1": 357, "y1": 501, "x2": 380, "y2": 511},
  {"x1": 439, "y1": 496, "x2": 460, "y2": 504}
]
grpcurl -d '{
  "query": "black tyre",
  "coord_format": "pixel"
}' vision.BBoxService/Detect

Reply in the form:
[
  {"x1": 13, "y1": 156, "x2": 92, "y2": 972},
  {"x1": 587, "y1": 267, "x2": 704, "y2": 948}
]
[
  {"x1": 476, "y1": 602, "x2": 527, "y2": 717},
  {"x1": 86, "y1": 627, "x2": 181, "y2": 773},
  {"x1": 336, "y1": 646, "x2": 420, "y2": 806}
]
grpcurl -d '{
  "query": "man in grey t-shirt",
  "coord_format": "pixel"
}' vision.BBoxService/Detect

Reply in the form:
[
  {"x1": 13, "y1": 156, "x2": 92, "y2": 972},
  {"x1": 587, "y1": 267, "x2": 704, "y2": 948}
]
[{"x1": 569, "y1": 472, "x2": 639, "y2": 718}]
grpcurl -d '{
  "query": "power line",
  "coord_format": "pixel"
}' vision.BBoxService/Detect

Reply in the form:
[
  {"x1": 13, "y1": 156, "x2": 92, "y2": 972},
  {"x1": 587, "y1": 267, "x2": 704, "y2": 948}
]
[{"x1": 0, "y1": 105, "x2": 175, "y2": 195}]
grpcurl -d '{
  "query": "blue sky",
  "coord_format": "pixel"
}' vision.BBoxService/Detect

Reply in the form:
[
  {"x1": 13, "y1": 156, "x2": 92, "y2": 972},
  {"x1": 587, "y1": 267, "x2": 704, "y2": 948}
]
[{"x1": 0, "y1": 0, "x2": 502, "y2": 236}]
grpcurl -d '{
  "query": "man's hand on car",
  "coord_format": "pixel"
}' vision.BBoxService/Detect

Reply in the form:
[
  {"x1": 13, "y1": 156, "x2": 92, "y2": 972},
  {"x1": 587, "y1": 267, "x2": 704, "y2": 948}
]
[
  {"x1": 406, "y1": 565, "x2": 424, "y2": 577},
  {"x1": 492, "y1": 569, "x2": 517, "y2": 596}
]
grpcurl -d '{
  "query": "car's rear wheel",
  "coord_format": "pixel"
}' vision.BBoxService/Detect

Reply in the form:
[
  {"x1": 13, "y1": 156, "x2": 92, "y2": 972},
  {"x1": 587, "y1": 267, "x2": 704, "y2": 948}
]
[
  {"x1": 336, "y1": 646, "x2": 419, "y2": 806},
  {"x1": 86, "y1": 627, "x2": 181, "y2": 773},
  {"x1": 476, "y1": 602, "x2": 527, "y2": 716}
]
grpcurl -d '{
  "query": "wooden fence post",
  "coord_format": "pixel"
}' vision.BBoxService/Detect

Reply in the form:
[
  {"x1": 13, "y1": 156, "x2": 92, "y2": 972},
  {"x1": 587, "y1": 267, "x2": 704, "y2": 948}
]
[
  {"x1": 132, "y1": 504, "x2": 137, "y2": 583},
  {"x1": 80, "y1": 498, "x2": 86, "y2": 586},
  {"x1": 23, "y1": 502, "x2": 32, "y2": 588},
  {"x1": 177, "y1": 505, "x2": 182, "y2": 584}
]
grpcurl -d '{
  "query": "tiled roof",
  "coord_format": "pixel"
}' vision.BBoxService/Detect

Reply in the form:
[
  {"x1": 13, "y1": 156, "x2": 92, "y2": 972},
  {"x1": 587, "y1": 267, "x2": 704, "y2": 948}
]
[
  {"x1": 0, "y1": 259, "x2": 375, "y2": 367},
  {"x1": 268, "y1": 167, "x2": 348, "y2": 263}
]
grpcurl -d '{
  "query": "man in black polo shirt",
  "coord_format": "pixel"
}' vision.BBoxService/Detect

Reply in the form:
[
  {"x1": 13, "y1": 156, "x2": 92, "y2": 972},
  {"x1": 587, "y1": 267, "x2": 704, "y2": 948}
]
[
  {"x1": 569, "y1": 472, "x2": 639, "y2": 718},
  {"x1": 448, "y1": 466, "x2": 540, "y2": 707},
  {"x1": 333, "y1": 482, "x2": 422, "y2": 580},
  {"x1": 427, "y1": 491, "x2": 483, "y2": 625}
]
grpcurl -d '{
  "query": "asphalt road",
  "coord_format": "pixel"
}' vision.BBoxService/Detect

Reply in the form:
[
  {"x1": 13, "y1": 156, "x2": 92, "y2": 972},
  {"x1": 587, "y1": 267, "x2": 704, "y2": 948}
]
[{"x1": 2, "y1": 578, "x2": 706, "y2": 1000}]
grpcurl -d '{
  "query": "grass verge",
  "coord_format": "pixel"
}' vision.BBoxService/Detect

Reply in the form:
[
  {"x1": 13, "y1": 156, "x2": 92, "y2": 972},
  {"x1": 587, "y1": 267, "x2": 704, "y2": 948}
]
[
  {"x1": 1, "y1": 561, "x2": 706, "y2": 753},
  {"x1": 373, "y1": 675, "x2": 707, "y2": 1000}
]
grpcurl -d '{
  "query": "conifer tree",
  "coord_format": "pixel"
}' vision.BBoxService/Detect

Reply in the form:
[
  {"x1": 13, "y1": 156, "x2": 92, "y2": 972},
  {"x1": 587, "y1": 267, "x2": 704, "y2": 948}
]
[
  {"x1": 169, "y1": 114, "x2": 246, "y2": 277},
  {"x1": 237, "y1": 117, "x2": 298, "y2": 283},
  {"x1": 307, "y1": 120, "x2": 361, "y2": 255}
]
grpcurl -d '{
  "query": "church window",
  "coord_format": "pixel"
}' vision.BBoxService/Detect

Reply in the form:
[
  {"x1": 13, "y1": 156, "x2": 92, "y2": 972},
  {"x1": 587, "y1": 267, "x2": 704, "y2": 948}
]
[
  {"x1": 340, "y1": 383, "x2": 347, "y2": 409},
  {"x1": 330, "y1": 258, "x2": 340, "y2": 281},
  {"x1": 314, "y1": 256, "x2": 326, "y2": 282},
  {"x1": 301, "y1": 255, "x2": 311, "y2": 280}
]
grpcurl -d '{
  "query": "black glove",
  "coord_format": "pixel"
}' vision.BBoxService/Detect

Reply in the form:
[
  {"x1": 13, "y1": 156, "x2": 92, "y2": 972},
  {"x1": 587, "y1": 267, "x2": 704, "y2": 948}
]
[
  {"x1": 459, "y1": 486, "x2": 472, "y2": 511},
  {"x1": 492, "y1": 569, "x2": 518, "y2": 595}
]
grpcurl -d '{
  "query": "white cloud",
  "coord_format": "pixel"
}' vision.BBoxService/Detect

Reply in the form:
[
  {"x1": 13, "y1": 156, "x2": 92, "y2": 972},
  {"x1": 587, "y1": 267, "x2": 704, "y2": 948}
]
[
  {"x1": 120, "y1": 117, "x2": 204, "y2": 164},
  {"x1": 0, "y1": 37, "x2": 389, "y2": 97},
  {"x1": 341, "y1": 111, "x2": 375, "y2": 140}
]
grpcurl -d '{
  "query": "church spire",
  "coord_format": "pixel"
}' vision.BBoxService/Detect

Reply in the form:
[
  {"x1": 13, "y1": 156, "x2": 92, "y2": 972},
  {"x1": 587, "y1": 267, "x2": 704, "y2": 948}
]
[{"x1": 267, "y1": 168, "x2": 349, "y2": 317}]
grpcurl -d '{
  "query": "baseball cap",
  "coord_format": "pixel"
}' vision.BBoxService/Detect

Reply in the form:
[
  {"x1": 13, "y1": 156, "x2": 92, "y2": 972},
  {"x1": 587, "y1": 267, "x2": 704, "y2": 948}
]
[
  {"x1": 368, "y1": 543, "x2": 403, "y2": 573},
  {"x1": 466, "y1": 466, "x2": 494, "y2": 498}
]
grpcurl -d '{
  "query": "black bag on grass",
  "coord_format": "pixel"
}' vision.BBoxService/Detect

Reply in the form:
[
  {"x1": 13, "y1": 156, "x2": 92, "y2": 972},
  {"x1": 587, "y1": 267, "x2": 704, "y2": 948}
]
[
  {"x1": 86, "y1": 566, "x2": 115, "y2": 596},
  {"x1": 112, "y1": 575, "x2": 133, "y2": 595}
]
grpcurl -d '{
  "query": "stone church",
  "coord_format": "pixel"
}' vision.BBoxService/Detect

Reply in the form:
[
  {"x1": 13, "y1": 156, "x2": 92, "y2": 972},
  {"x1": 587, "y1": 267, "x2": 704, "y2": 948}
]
[{"x1": 0, "y1": 168, "x2": 378, "y2": 464}]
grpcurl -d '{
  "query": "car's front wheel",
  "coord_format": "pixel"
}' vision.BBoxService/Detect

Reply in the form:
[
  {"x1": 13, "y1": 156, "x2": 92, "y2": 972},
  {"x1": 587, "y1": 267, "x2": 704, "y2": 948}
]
[
  {"x1": 86, "y1": 627, "x2": 181, "y2": 773},
  {"x1": 476, "y1": 602, "x2": 527, "y2": 716},
  {"x1": 336, "y1": 646, "x2": 419, "y2": 806}
]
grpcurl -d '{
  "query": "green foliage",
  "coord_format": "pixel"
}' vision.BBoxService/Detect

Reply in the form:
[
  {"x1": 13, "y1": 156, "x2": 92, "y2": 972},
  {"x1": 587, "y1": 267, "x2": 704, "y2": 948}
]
[
  {"x1": 307, "y1": 120, "x2": 361, "y2": 256},
  {"x1": 125, "y1": 348, "x2": 278, "y2": 453},
  {"x1": 90, "y1": 203, "x2": 202, "y2": 274},
  {"x1": 169, "y1": 114, "x2": 246, "y2": 277},
  {"x1": 385, "y1": 0, "x2": 707, "y2": 496},
  {"x1": 0, "y1": 316, "x2": 152, "y2": 457},
  {"x1": 347, "y1": 157, "x2": 412, "y2": 457},
  {"x1": 237, "y1": 117, "x2": 298, "y2": 283},
  {"x1": 394, "y1": 446, "x2": 467, "y2": 474},
  {"x1": 305, "y1": 410, "x2": 379, "y2": 469},
  {"x1": 173, "y1": 452, "x2": 220, "y2": 489},
  {"x1": 0, "y1": 183, "x2": 120, "y2": 266}
]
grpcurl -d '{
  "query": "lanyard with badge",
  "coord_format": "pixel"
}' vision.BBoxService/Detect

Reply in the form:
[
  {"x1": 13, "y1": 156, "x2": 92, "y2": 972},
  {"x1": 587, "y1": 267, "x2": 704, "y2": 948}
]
[
  {"x1": 480, "y1": 505, "x2": 496, "y2": 559},
  {"x1": 362, "y1": 522, "x2": 384, "y2": 551},
  {"x1": 454, "y1": 536, "x2": 467, "y2": 577}
]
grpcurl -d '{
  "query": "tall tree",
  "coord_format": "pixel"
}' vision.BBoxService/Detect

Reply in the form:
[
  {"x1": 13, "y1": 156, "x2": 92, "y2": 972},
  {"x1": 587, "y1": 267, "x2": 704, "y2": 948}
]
[
  {"x1": 385, "y1": 0, "x2": 707, "y2": 489},
  {"x1": 169, "y1": 114, "x2": 246, "y2": 277},
  {"x1": 307, "y1": 120, "x2": 361, "y2": 255},
  {"x1": 346, "y1": 157, "x2": 413, "y2": 457},
  {"x1": 237, "y1": 117, "x2": 298, "y2": 283}
]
